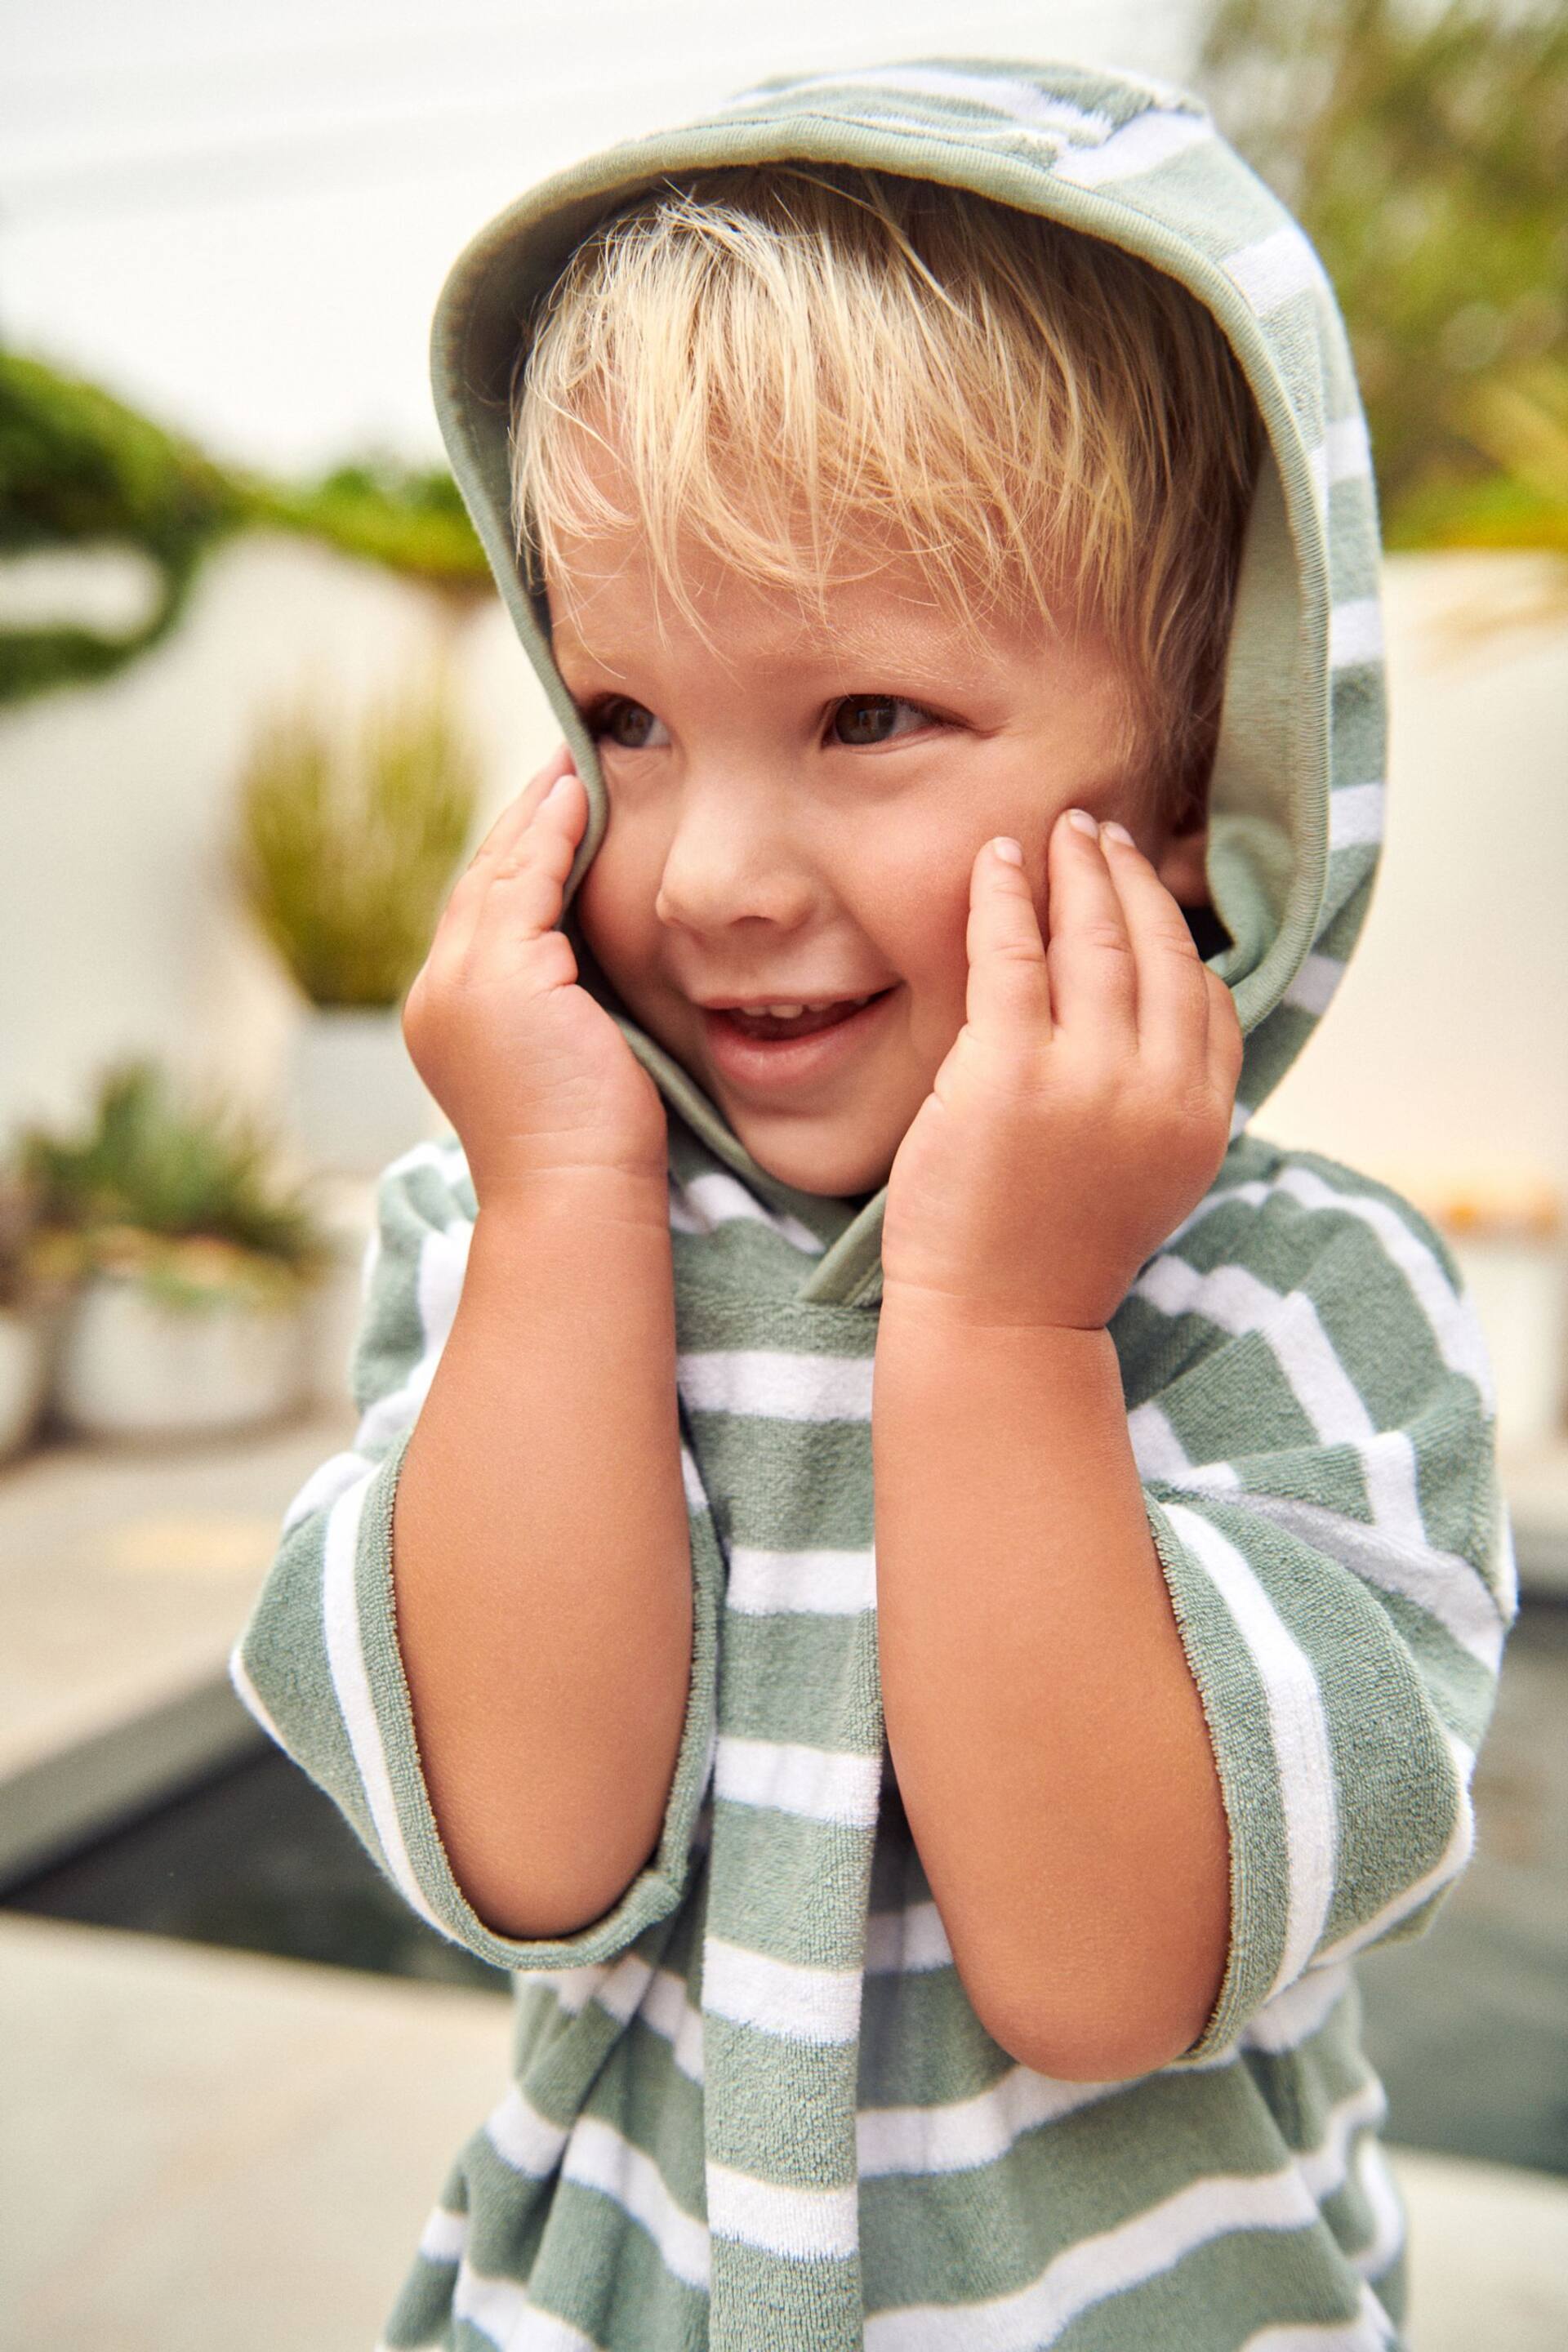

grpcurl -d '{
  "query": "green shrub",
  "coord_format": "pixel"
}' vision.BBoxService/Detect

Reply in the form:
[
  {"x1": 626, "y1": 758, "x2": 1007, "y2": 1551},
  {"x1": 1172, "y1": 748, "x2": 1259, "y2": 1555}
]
[{"x1": 1200, "y1": 0, "x2": 1568, "y2": 553}]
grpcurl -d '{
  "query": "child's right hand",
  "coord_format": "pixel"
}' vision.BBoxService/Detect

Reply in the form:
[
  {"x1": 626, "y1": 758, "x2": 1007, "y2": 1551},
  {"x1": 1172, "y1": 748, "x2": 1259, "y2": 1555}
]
[{"x1": 402, "y1": 746, "x2": 668, "y2": 1205}]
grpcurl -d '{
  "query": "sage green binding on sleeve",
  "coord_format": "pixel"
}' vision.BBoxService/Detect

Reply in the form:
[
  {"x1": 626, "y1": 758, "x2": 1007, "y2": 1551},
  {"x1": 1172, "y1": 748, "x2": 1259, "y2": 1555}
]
[{"x1": 231, "y1": 56, "x2": 1510, "y2": 2352}]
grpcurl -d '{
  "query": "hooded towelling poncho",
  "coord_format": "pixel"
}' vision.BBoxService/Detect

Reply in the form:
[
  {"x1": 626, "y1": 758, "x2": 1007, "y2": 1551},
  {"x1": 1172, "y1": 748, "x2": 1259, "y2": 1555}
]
[{"x1": 232, "y1": 56, "x2": 1513, "y2": 2352}]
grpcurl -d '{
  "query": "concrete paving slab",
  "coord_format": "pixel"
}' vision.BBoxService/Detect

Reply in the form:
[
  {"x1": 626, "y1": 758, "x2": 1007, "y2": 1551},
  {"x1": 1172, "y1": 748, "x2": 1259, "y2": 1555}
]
[
  {"x1": 2, "y1": 1914, "x2": 1566, "y2": 2352},
  {"x1": 0, "y1": 1406, "x2": 354, "y2": 1879},
  {"x1": 0, "y1": 1914, "x2": 507, "y2": 2352}
]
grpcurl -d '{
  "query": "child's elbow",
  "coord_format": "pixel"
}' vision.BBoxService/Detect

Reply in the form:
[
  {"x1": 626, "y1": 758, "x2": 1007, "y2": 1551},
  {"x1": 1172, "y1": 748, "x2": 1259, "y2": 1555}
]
[{"x1": 961, "y1": 1958, "x2": 1214, "y2": 2085}]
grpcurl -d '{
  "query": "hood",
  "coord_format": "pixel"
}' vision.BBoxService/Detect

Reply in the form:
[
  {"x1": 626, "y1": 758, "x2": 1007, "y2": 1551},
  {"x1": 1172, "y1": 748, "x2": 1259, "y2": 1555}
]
[{"x1": 430, "y1": 57, "x2": 1385, "y2": 1307}]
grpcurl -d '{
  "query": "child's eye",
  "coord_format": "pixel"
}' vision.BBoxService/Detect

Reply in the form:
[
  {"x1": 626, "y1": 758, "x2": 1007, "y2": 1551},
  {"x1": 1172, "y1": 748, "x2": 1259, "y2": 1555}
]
[
  {"x1": 590, "y1": 698, "x2": 670, "y2": 751},
  {"x1": 830, "y1": 696, "x2": 938, "y2": 747}
]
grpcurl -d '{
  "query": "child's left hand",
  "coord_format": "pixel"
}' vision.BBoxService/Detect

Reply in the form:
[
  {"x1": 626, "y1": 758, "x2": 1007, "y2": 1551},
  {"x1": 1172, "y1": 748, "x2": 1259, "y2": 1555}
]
[{"x1": 881, "y1": 809, "x2": 1244, "y2": 1331}]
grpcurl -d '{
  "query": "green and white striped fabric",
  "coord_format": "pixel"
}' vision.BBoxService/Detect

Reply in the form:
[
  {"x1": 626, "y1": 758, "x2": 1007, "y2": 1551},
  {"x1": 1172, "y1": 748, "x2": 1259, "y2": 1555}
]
[{"x1": 231, "y1": 57, "x2": 1512, "y2": 2352}]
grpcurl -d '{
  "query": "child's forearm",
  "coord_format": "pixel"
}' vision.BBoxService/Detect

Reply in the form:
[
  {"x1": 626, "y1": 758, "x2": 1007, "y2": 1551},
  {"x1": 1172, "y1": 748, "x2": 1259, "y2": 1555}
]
[
  {"x1": 872, "y1": 1286, "x2": 1230, "y2": 2081},
  {"x1": 391, "y1": 1169, "x2": 692, "y2": 1940}
]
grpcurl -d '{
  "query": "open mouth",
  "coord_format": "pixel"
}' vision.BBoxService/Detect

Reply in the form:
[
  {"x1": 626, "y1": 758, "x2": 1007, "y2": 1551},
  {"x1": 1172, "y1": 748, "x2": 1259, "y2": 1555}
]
[
  {"x1": 719, "y1": 993, "x2": 885, "y2": 1042},
  {"x1": 699, "y1": 987, "x2": 897, "y2": 1089}
]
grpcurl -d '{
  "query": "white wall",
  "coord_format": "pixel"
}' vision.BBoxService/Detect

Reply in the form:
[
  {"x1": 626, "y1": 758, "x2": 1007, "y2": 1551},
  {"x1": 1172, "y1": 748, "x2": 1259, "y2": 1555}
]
[
  {"x1": 1252, "y1": 553, "x2": 1568, "y2": 1213},
  {"x1": 0, "y1": 532, "x2": 557, "y2": 1143}
]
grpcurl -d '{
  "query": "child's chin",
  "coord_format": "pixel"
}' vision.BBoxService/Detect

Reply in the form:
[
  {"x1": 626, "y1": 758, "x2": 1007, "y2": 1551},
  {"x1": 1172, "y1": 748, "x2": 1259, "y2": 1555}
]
[{"x1": 734, "y1": 1117, "x2": 894, "y2": 1203}]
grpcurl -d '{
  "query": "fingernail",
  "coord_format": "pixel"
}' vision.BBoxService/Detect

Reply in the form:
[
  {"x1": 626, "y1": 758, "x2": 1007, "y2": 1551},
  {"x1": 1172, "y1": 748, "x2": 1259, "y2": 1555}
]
[
  {"x1": 546, "y1": 771, "x2": 575, "y2": 803},
  {"x1": 991, "y1": 836, "x2": 1024, "y2": 866},
  {"x1": 1066, "y1": 808, "x2": 1098, "y2": 838},
  {"x1": 1102, "y1": 821, "x2": 1134, "y2": 847}
]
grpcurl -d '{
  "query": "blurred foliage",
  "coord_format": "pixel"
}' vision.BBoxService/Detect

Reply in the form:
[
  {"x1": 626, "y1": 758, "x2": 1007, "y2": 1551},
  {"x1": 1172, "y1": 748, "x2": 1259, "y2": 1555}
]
[
  {"x1": 0, "y1": 352, "x2": 492, "y2": 706},
  {"x1": 1200, "y1": 0, "x2": 1568, "y2": 552},
  {"x1": 263, "y1": 460, "x2": 493, "y2": 599},
  {"x1": 0, "y1": 1168, "x2": 54, "y2": 1314},
  {"x1": 234, "y1": 672, "x2": 479, "y2": 1009},
  {"x1": 0, "y1": 354, "x2": 243, "y2": 703},
  {"x1": 18, "y1": 1058, "x2": 323, "y2": 1307}
]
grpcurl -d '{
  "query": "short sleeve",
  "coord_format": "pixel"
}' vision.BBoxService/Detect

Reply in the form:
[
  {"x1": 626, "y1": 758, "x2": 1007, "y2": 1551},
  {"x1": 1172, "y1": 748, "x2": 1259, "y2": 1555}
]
[
  {"x1": 1113, "y1": 1147, "x2": 1515, "y2": 2061},
  {"x1": 229, "y1": 1134, "x2": 721, "y2": 1972}
]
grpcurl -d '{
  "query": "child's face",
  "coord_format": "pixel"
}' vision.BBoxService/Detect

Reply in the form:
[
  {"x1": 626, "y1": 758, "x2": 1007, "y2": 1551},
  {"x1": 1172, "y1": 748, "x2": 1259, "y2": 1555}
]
[{"x1": 550, "y1": 527, "x2": 1196, "y2": 1198}]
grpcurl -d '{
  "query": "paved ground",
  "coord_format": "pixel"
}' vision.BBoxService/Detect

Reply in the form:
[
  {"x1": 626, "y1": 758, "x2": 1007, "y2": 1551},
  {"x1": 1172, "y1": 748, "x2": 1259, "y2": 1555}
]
[
  {"x1": 2, "y1": 1912, "x2": 1564, "y2": 2352},
  {"x1": 0, "y1": 1404, "x2": 354, "y2": 1878}
]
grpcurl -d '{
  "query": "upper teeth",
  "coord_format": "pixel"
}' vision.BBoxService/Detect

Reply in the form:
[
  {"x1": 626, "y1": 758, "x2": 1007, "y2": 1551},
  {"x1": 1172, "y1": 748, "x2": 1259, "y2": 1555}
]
[{"x1": 755, "y1": 996, "x2": 870, "y2": 1018}]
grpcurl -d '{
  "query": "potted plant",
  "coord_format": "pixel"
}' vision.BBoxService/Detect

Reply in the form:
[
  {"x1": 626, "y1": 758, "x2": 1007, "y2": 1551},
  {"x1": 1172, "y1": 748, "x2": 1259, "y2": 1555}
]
[
  {"x1": 234, "y1": 670, "x2": 479, "y2": 1175},
  {"x1": 0, "y1": 1168, "x2": 62, "y2": 1462},
  {"x1": 20, "y1": 1059, "x2": 326, "y2": 1441}
]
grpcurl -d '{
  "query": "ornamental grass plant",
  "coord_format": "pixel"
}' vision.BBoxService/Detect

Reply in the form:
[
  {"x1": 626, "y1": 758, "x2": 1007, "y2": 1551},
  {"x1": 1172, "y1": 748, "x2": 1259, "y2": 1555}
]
[
  {"x1": 234, "y1": 670, "x2": 479, "y2": 1009},
  {"x1": 19, "y1": 1058, "x2": 324, "y2": 1310}
]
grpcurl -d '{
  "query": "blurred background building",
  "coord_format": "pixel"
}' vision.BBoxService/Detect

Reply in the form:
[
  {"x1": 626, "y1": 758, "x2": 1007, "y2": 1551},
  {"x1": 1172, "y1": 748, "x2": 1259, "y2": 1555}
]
[{"x1": 2, "y1": 4, "x2": 1566, "y2": 2347}]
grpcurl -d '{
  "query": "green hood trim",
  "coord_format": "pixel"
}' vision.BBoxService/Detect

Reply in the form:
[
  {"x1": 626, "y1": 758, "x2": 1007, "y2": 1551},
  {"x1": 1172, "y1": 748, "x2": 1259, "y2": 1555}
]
[{"x1": 430, "y1": 59, "x2": 1385, "y2": 1307}]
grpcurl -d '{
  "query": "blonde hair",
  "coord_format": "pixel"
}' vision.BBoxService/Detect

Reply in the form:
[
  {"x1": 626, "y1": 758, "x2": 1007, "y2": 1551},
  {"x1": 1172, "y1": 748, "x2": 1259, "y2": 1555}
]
[{"x1": 511, "y1": 167, "x2": 1259, "y2": 809}]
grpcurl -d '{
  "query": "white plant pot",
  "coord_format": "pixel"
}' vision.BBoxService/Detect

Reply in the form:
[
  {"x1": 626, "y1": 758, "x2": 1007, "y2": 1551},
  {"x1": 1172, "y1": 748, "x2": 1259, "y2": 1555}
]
[
  {"x1": 53, "y1": 1272, "x2": 309, "y2": 1441},
  {"x1": 1449, "y1": 1232, "x2": 1566, "y2": 1456},
  {"x1": 0, "y1": 1306, "x2": 51, "y2": 1461},
  {"x1": 289, "y1": 1005, "x2": 439, "y2": 1177}
]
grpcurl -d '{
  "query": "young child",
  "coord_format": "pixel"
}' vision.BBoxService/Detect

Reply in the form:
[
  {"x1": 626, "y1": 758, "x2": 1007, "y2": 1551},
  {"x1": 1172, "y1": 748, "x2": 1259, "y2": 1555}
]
[{"x1": 234, "y1": 59, "x2": 1513, "y2": 2352}]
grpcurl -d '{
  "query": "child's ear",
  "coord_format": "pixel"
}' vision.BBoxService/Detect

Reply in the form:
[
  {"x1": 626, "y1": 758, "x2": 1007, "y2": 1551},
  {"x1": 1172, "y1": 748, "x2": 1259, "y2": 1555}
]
[{"x1": 1151, "y1": 786, "x2": 1210, "y2": 909}]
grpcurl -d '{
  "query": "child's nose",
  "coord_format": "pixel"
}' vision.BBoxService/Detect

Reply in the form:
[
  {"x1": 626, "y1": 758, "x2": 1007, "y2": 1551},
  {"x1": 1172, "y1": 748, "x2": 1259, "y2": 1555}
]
[{"x1": 653, "y1": 782, "x2": 816, "y2": 936}]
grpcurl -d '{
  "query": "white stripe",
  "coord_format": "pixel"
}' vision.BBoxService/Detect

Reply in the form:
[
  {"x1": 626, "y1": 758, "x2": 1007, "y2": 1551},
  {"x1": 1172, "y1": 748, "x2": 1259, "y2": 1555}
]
[
  {"x1": 678, "y1": 1348, "x2": 873, "y2": 1421},
  {"x1": 1168, "y1": 1163, "x2": 1495, "y2": 1419},
  {"x1": 1129, "y1": 1402, "x2": 1236, "y2": 1490},
  {"x1": 1165, "y1": 1504, "x2": 1337, "y2": 1993},
  {"x1": 1204, "y1": 1490, "x2": 1505, "y2": 1673},
  {"x1": 866, "y1": 2163, "x2": 1320, "y2": 2350},
  {"x1": 546, "y1": 1963, "x2": 608, "y2": 2016},
  {"x1": 355, "y1": 1218, "x2": 470, "y2": 1453},
  {"x1": 281, "y1": 1446, "x2": 376, "y2": 1535},
  {"x1": 1306, "y1": 415, "x2": 1375, "y2": 512},
  {"x1": 227, "y1": 1642, "x2": 287, "y2": 1753},
  {"x1": 452, "y1": 2263, "x2": 600, "y2": 2351},
  {"x1": 1272, "y1": 1165, "x2": 1495, "y2": 1410},
  {"x1": 1134, "y1": 1255, "x2": 1428, "y2": 1550},
  {"x1": 1316, "y1": 1730, "x2": 1475, "y2": 1962},
  {"x1": 679, "y1": 1446, "x2": 709, "y2": 1512},
  {"x1": 859, "y1": 2067, "x2": 1120, "y2": 2180},
  {"x1": 416, "y1": 2205, "x2": 468, "y2": 2263},
  {"x1": 728, "y1": 65, "x2": 1114, "y2": 142},
  {"x1": 1348, "y1": 2137, "x2": 1406, "y2": 2283},
  {"x1": 1240, "y1": 2307, "x2": 1390, "y2": 2352},
  {"x1": 581, "y1": 1951, "x2": 649, "y2": 2024},
  {"x1": 703, "y1": 1935, "x2": 862, "y2": 2045},
  {"x1": 641, "y1": 1964, "x2": 706, "y2": 2081},
  {"x1": 674, "y1": 1169, "x2": 825, "y2": 1256},
  {"x1": 1239, "y1": 1961, "x2": 1352, "y2": 2054},
  {"x1": 714, "y1": 1734, "x2": 883, "y2": 1827},
  {"x1": 486, "y1": 2084, "x2": 570, "y2": 2176},
  {"x1": 319, "y1": 1471, "x2": 443, "y2": 1931},
  {"x1": 564, "y1": 2114, "x2": 710, "y2": 2288},
  {"x1": 1325, "y1": 413, "x2": 1374, "y2": 488},
  {"x1": 727, "y1": 1544, "x2": 877, "y2": 1615},
  {"x1": 1296, "y1": 2079, "x2": 1387, "y2": 2199},
  {"x1": 1330, "y1": 598, "x2": 1383, "y2": 670},
  {"x1": 864, "y1": 1900, "x2": 954, "y2": 1974},
  {"x1": 1328, "y1": 782, "x2": 1385, "y2": 852},
  {"x1": 1283, "y1": 951, "x2": 1343, "y2": 1017},
  {"x1": 706, "y1": 2159, "x2": 859, "y2": 2261},
  {"x1": 1055, "y1": 106, "x2": 1211, "y2": 185},
  {"x1": 869, "y1": 2078, "x2": 1390, "y2": 2350},
  {"x1": 1223, "y1": 227, "x2": 1326, "y2": 314}
]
